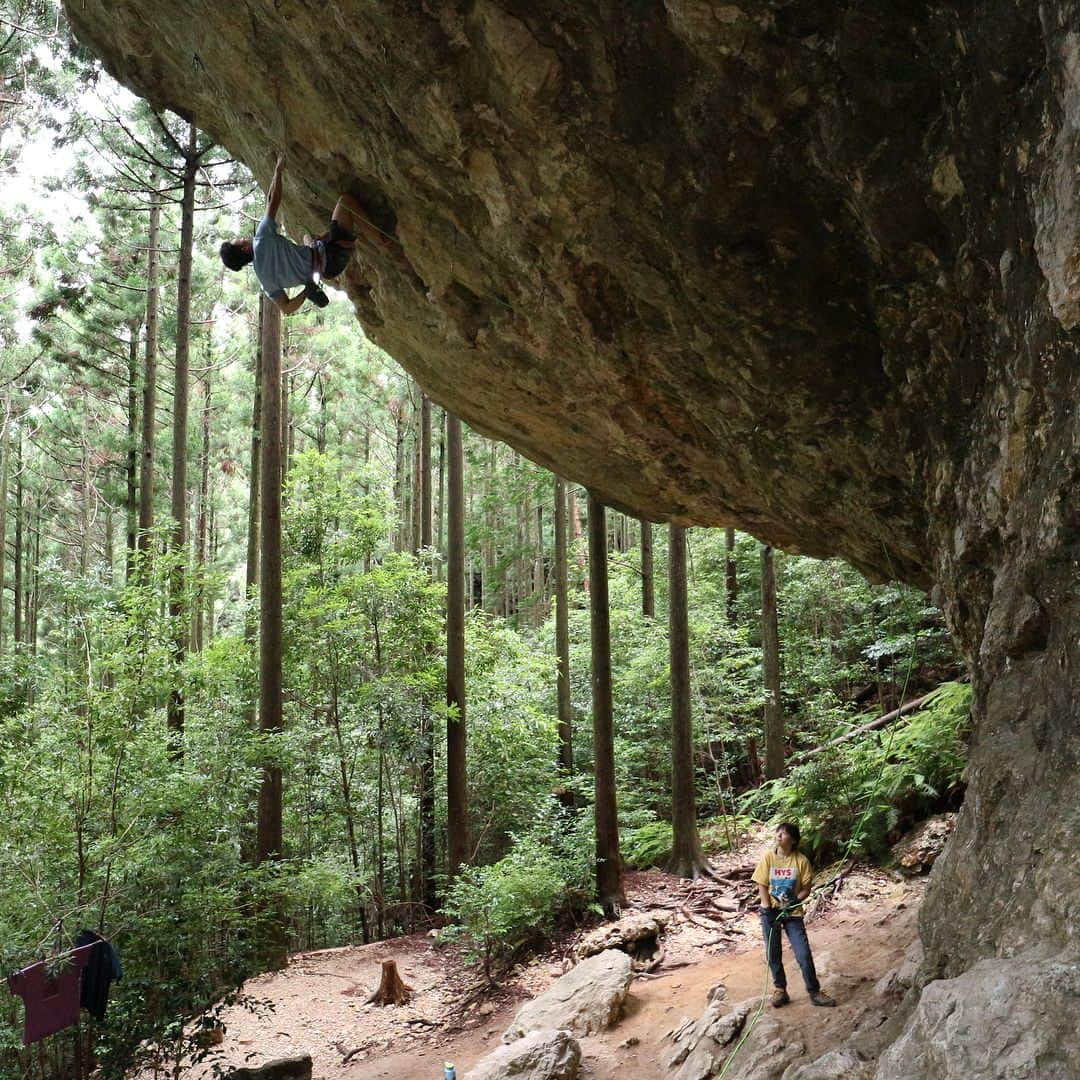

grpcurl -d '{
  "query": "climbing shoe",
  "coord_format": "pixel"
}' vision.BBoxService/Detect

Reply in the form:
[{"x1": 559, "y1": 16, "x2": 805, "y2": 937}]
[
  {"x1": 770, "y1": 988, "x2": 790, "y2": 1008},
  {"x1": 304, "y1": 280, "x2": 330, "y2": 308},
  {"x1": 810, "y1": 991, "x2": 837, "y2": 1007}
]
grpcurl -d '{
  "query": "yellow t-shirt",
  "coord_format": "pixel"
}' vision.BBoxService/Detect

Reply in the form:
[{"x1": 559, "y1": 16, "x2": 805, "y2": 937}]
[{"x1": 752, "y1": 848, "x2": 813, "y2": 916}]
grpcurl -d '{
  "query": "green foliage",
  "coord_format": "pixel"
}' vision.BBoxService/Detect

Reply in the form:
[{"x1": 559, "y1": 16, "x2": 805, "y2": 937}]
[
  {"x1": 741, "y1": 682, "x2": 972, "y2": 861},
  {"x1": 443, "y1": 848, "x2": 565, "y2": 981},
  {"x1": 442, "y1": 800, "x2": 594, "y2": 980},
  {"x1": 622, "y1": 819, "x2": 674, "y2": 869}
]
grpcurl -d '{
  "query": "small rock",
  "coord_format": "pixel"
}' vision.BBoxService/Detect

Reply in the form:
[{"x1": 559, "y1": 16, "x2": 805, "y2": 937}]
[
  {"x1": 223, "y1": 1056, "x2": 313, "y2": 1080},
  {"x1": 618, "y1": 1036, "x2": 640, "y2": 1049}
]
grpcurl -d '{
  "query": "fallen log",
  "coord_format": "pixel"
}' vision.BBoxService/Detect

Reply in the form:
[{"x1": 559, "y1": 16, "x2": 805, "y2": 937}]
[{"x1": 790, "y1": 685, "x2": 953, "y2": 764}]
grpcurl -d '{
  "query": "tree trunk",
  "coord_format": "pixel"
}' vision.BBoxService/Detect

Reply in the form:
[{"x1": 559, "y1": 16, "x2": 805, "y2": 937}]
[
  {"x1": 167, "y1": 122, "x2": 197, "y2": 752},
  {"x1": 483, "y1": 441, "x2": 497, "y2": 611},
  {"x1": 312, "y1": 371, "x2": 324, "y2": 452},
  {"x1": 194, "y1": 368, "x2": 211, "y2": 652},
  {"x1": 280, "y1": 357, "x2": 290, "y2": 487},
  {"x1": 246, "y1": 307, "x2": 262, "y2": 630},
  {"x1": 410, "y1": 390, "x2": 422, "y2": 554},
  {"x1": 138, "y1": 186, "x2": 160, "y2": 557},
  {"x1": 554, "y1": 476, "x2": 573, "y2": 777},
  {"x1": 761, "y1": 544, "x2": 785, "y2": 780},
  {"x1": 436, "y1": 408, "x2": 446, "y2": 577},
  {"x1": 392, "y1": 407, "x2": 405, "y2": 552},
  {"x1": 418, "y1": 392, "x2": 436, "y2": 910},
  {"x1": 0, "y1": 396, "x2": 10, "y2": 651},
  {"x1": 640, "y1": 517, "x2": 655, "y2": 618},
  {"x1": 534, "y1": 502, "x2": 545, "y2": 622},
  {"x1": 446, "y1": 413, "x2": 469, "y2": 881},
  {"x1": 420, "y1": 393, "x2": 432, "y2": 549},
  {"x1": 241, "y1": 308, "x2": 263, "y2": 867},
  {"x1": 80, "y1": 387, "x2": 91, "y2": 575},
  {"x1": 13, "y1": 433, "x2": 22, "y2": 646},
  {"x1": 667, "y1": 525, "x2": 710, "y2": 878},
  {"x1": 29, "y1": 491, "x2": 40, "y2": 660},
  {"x1": 365, "y1": 959, "x2": 412, "y2": 1006},
  {"x1": 588, "y1": 492, "x2": 624, "y2": 917},
  {"x1": 725, "y1": 527, "x2": 738, "y2": 626},
  {"x1": 257, "y1": 295, "x2": 287, "y2": 968},
  {"x1": 126, "y1": 326, "x2": 139, "y2": 581},
  {"x1": 570, "y1": 486, "x2": 586, "y2": 586}
]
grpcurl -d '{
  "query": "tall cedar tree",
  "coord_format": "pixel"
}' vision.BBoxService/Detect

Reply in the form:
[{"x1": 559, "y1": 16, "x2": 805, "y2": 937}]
[
  {"x1": 446, "y1": 413, "x2": 469, "y2": 880},
  {"x1": 137, "y1": 188, "x2": 160, "y2": 558},
  {"x1": 762, "y1": 544, "x2": 786, "y2": 779},
  {"x1": 257, "y1": 295, "x2": 288, "y2": 967},
  {"x1": 419, "y1": 391, "x2": 436, "y2": 908},
  {"x1": 167, "y1": 120, "x2": 212, "y2": 749},
  {"x1": 554, "y1": 476, "x2": 573, "y2": 775},
  {"x1": 640, "y1": 517, "x2": 655, "y2": 617},
  {"x1": 588, "y1": 492, "x2": 624, "y2": 916},
  {"x1": 725, "y1": 527, "x2": 738, "y2": 626},
  {"x1": 666, "y1": 524, "x2": 711, "y2": 877}
]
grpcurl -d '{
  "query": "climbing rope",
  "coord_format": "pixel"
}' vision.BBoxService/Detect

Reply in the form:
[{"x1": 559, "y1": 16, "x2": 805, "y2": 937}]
[{"x1": 714, "y1": 629, "x2": 922, "y2": 1077}]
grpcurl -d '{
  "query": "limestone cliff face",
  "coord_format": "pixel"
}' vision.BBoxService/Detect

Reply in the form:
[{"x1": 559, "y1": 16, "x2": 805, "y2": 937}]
[{"x1": 64, "y1": 0, "x2": 1080, "y2": 1061}]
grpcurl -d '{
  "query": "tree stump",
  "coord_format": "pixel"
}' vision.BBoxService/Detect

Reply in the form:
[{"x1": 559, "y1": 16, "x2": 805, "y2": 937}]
[{"x1": 365, "y1": 959, "x2": 413, "y2": 1006}]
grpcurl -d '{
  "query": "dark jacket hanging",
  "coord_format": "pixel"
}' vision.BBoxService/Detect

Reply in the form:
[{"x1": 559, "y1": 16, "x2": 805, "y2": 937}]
[{"x1": 74, "y1": 929, "x2": 122, "y2": 1020}]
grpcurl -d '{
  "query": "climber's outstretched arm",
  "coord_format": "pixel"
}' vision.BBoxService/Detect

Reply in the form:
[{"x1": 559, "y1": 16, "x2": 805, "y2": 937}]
[{"x1": 266, "y1": 155, "x2": 286, "y2": 220}]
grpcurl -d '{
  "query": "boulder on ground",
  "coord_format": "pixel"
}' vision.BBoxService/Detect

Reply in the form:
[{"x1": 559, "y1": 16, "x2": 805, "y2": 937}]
[
  {"x1": 783, "y1": 1048, "x2": 871, "y2": 1079},
  {"x1": 664, "y1": 997, "x2": 757, "y2": 1079},
  {"x1": 710, "y1": 1016, "x2": 805, "y2": 1080},
  {"x1": 502, "y1": 949, "x2": 633, "y2": 1041},
  {"x1": 874, "y1": 957, "x2": 1080, "y2": 1079},
  {"x1": 876, "y1": 937, "x2": 924, "y2": 999},
  {"x1": 466, "y1": 1028, "x2": 580, "y2": 1080},
  {"x1": 224, "y1": 1055, "x2": 313, "y2": 1080},
  {"x1": 575, "y1": 912, "x2": 669, "y2": 968}
]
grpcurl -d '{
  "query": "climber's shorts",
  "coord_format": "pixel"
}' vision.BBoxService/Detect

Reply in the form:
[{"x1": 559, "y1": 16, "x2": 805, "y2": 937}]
[{"x1": 315, "y1": 219, "x2": 355, "y2": 279}]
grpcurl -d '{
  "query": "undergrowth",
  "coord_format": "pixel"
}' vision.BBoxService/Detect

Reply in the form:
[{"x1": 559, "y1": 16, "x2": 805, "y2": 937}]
[{"x1": 740, "y1": 681, "x2": 971, "y2": 862}]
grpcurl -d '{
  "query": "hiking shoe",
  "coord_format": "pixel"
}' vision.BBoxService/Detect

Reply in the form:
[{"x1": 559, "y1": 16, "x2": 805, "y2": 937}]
[
  {"x1": 770, "y1": 988, "x2": 790, "y2": 1008},
  {"x1": 303, "y1": 280, "x2": 330, "y2": 308},
  {"x1": 810, "y1": 990, "x2": 837, "y2": 1007}
]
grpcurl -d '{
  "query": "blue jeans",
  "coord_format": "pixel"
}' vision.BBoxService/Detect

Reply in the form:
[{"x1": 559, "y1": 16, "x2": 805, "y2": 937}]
[{"x1": 760, "y1": 908, "x2": 820, "y2": 992}]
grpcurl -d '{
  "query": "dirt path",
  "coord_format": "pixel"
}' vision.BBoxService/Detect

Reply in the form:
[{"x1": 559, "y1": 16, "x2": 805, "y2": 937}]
[{"x1": 157, "y1": 840, "x2": 925, "y2": 1079}]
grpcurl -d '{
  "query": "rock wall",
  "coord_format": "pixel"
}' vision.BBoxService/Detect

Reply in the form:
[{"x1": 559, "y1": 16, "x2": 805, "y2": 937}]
[{"x1": 62, "y1": 0, "x2": 1080, "y2": 1065}]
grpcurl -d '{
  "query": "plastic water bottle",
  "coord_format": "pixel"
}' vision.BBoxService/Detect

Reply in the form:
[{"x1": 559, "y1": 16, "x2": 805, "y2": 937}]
[{"x1": 444, "y1": 1064, "x2": 456, "y2": 1080}]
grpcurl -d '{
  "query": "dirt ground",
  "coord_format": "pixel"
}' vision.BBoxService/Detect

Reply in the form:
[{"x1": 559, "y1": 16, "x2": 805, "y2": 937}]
[{"x1": 155, "y1": 833, "x2": 925, "y2": 1079}]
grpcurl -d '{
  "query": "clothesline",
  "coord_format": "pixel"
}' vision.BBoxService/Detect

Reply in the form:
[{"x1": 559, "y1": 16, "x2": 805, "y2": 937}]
[{"x1": 8, "y1": 941, "x2": 96, "y2": 980}]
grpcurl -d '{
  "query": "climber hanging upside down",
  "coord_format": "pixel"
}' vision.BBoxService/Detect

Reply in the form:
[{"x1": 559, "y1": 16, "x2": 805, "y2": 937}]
[{"x1": 219, "y1": 155, "x2": 394, "y2": 315}]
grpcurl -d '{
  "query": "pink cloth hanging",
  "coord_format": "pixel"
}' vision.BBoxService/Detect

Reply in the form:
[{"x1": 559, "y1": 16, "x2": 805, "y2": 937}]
[{"x1": 7, "y1": 944, "x2": 94, "y2": 1045}]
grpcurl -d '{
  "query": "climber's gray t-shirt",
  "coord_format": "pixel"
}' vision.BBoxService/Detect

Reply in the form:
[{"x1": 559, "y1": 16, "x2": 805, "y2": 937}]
[{"x1": 253, "y1": 214, "x2": 312, "y2": 299}]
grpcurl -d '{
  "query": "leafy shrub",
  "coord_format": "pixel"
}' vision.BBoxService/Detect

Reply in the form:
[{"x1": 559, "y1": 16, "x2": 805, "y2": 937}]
[
  {"x1": 622, "y1": 820, "x2": 674, "y2": 869},
  {"x1": 441, "y1": 800, "x2": 595, "y2": 980},
  {"x1": 741, "y1": 681, "x2": 971, "y2": 862},
  {"x1": 442, "y1": 848, "x2": 566, "y2": 981}
]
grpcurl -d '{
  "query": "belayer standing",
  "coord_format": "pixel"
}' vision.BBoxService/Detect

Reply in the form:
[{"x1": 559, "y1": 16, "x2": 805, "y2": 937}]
[
  {"x1": 752, "y1": 822, "x2": 836, "y2": 1008},
  {"x1": 219, "y1": 155, "x2": 392, "y2": 315}
]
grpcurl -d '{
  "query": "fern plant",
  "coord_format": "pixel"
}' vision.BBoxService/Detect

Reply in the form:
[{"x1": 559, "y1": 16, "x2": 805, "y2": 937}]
[{"x1": 741, "y1": 681, "x2": 971, "y2": 861}]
